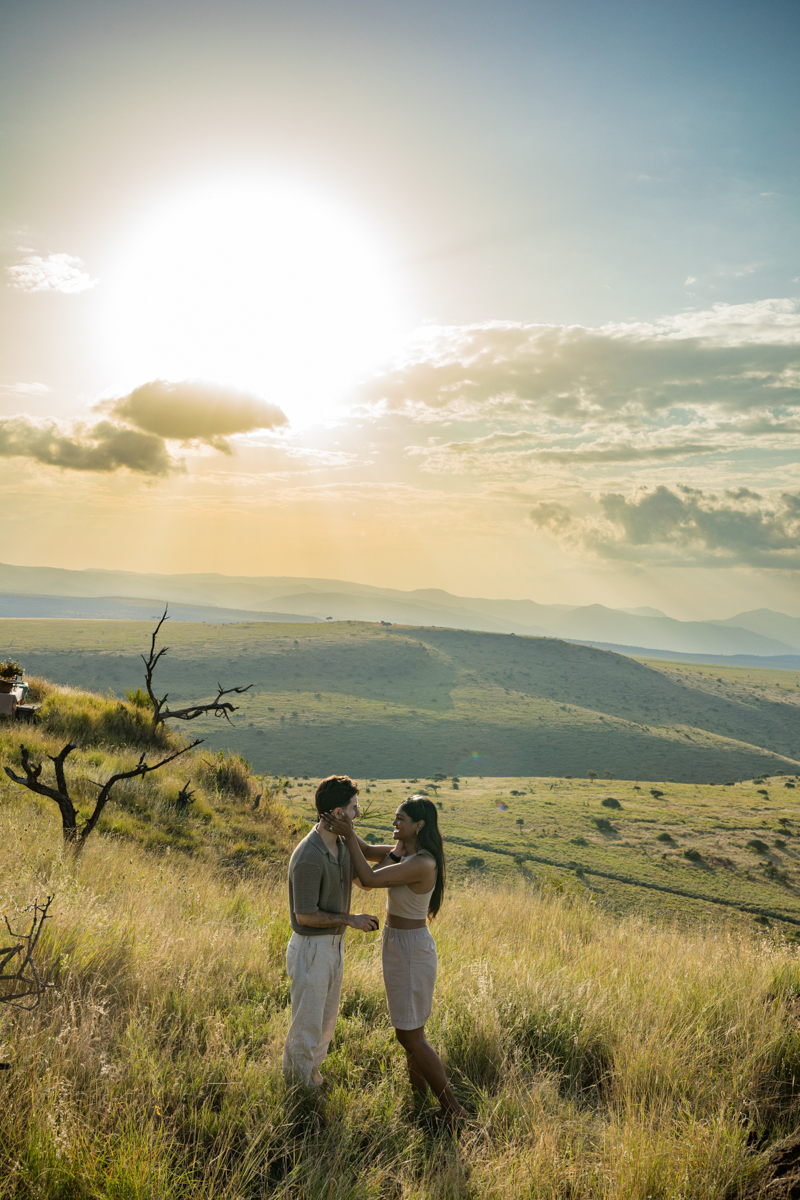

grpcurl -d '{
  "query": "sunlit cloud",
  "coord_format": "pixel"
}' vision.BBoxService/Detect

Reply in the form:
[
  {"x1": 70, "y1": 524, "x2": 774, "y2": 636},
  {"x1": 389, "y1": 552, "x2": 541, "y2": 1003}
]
[
  {"x1": 357, "y1": 300, "x2": 800, "y2": 425},
  {"x1": 0, "y1": 382, "x2": 50, "y2": 398},
  {"x1": 6, "y1": 253, "x2": 97, "y2": 294},
  {"x1": 99, "y1": 379, "x2": 288, "y2": 452},
  {"x1": 404, "y1": 408, "x2": 800, "y2": 478},
  {"x1": 0, "y1": 416, "x2": 178, "y2": 475},
  {"x1": 530, "y1": 484, "x2": 800, "y2": 570}
]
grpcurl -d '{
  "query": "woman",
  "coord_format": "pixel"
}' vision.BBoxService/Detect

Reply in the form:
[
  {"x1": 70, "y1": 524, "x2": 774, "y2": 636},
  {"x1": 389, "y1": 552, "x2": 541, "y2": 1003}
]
[{"x1": 322, "y1": 795, "x2": 465, "y2": 1120}]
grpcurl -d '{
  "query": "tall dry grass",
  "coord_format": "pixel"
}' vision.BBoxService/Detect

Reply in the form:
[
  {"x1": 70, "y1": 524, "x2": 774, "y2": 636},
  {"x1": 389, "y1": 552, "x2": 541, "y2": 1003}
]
[
  {"x1": 2, "y1": 778, "x2": 800, "y2": 1199},
  {"x1": 0, "y1": 680, "x2": 296, "y2": 866}
]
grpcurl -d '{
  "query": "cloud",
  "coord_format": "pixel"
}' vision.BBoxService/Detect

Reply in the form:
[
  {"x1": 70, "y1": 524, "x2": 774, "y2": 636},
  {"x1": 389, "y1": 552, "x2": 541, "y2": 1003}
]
[
  {"x1": 6, "y1": 253, "x2": 97, "y2": 294},
  {"x1": 101, "y1": 379, "x2": 288, "y2": 451},
  {"x1": 0, "y1": 380, "x2": 288, "y2": 476},
  {"x1": 357, "y1": 300, "x2": 800, "y2": 424},
  {"x1": 411, "y1": 433, "x2": 716, "y2": 475},
  {"x1": 0, "y1": 416, "x2": 177, "y2": 475},
  {"x1": 0, "y1": 382, "x2": 50, "y2": 398},
  {"x1": 529, "y1": 484, "x2": 800, "y2": 569},
  {"x1": 526, "y1": 442, "x2": 711, "y2": 465}
]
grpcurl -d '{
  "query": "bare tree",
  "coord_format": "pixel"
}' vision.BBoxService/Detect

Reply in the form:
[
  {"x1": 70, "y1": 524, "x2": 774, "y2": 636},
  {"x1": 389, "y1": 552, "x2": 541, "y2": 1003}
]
[
  {"x1": 0, "y1": 896, "x2": 54, "y2": 1013},
  {"x1": 4, "y1": 740, "x2": 200, "y2": 850},
  {"x1": 142, "y1": 606, "x2": 252, "y2": 728}
]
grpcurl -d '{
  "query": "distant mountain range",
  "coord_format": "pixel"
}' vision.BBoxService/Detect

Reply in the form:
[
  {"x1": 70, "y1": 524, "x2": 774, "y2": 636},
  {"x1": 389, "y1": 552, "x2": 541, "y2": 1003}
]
[{"x1": 1, "y1": 562, "x2": 799, "y2": 661}]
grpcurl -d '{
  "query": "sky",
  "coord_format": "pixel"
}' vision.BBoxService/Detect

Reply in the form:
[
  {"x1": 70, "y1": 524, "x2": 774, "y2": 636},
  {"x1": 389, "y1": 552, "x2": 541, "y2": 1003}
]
[{"x1": 1, "y1": 0, "x2": 799, "y2": 619}]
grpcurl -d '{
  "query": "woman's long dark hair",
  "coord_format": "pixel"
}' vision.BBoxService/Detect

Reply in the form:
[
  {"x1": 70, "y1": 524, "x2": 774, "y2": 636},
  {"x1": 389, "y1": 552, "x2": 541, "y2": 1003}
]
[{"x1": 401, "y1": 795, "x2": 445, "y2": 919}]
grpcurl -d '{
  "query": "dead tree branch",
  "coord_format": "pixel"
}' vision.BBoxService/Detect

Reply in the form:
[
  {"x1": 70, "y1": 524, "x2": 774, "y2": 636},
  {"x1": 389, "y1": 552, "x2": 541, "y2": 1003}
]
[
  {"x1": 174, "y1": 780, "x2": 195, "y2": 811},
  {"x1": 0, "y1": 896, "x2": 54, "y2": 1012},
  {"x1": 141, "y1": 606, "x2": 252, "y2": 727},
  {"x1": 4, "y1": 740, "x2": 201, "y2": 848}
]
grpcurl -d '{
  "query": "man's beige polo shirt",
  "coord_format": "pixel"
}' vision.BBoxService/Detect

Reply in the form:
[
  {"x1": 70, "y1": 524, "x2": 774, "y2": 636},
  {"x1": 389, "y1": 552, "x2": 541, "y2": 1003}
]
[{"x1": 288, "y1": 828, "x2": 353, "y2": 936}]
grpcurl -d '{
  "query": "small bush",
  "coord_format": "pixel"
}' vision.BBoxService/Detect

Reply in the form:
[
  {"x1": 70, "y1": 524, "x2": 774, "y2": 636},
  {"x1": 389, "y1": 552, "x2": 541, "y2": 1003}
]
[
  {"x1": 601, "y1": 796, "x2": 622, "y2": 809},
  {"x1": 200, "y1": 749, "x2": 253, "y2": 800},
  {"x1": 38, "y1": 688, "x2": 169, "y2": 751},
  {"x1": 683, "y1": 847, "x2": 703, "y2": 862},
  {"x1": 747, "y1": 839, "x2": 770, "y2": 855},
  {"x1": 593, "y1": 817, "x2": 615, "y2": 834},
  {"x1": 657, "y1": 832, "x2": 676, "y2": 844},
  {"x1": 23, "y1": 675, "x2": 55, "y2": 704}
]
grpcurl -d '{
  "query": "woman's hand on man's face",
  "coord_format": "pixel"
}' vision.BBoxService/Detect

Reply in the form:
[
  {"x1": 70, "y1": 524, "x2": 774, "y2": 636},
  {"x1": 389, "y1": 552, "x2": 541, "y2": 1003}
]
[{"x1": 321, "y1": 810, "x2": 353, "y2": 838}]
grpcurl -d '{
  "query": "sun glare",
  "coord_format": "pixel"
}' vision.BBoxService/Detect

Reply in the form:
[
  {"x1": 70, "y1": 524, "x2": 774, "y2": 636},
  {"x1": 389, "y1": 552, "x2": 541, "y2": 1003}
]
[{"x1": 101, "y1": 174, "x2": 407, "y2": 426}]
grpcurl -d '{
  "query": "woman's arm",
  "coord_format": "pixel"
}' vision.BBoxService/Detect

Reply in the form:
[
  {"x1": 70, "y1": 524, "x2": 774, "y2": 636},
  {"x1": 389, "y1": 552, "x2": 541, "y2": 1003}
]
[
  {"x1": 322, "y1": 813, "x2": 434, "y2": 890},
  {"x1": 355, "y1": 835, "x2": 396, "y2": 862}
]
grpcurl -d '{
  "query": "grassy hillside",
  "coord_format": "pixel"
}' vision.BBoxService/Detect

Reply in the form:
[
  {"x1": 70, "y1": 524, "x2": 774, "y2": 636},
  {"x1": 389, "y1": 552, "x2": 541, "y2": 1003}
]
[
  {"x1": 3, "y1": 684, "x2": 800, "y2": 1195},
  {"x1": 281, "y1": 772, "x2": 800, "y2": 933},
  {"x1": 3, "y1": 759, "x2": 800, "y2": 1198},
  {"x1": 0, "y1": 678, "x2": 297, "y2": 869},
  {"x1": 3, "y1": 618, "x2": 798, "y2": 782},
  {"x1": 2, "y1": 680, "x2": 798, "y2": 933}
]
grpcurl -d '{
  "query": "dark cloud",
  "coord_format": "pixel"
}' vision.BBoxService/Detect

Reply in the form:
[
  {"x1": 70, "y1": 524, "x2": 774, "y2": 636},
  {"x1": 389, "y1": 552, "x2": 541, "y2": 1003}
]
[
  {"x1": 359, "y1": 313, "x2": 800, "y2": 423},
  {"x1": 0, "y1": 380, "x2": 288, "y2": 476},
  {"x1": 530, "y1": 484, "x2": 800, "y2": 569},
  {"x1": 0, "y1": 417, "x2": 177, "y2": 475},
  {"x1": 104, "y1": 379, "x2": 288, "y2": 451},
  {"x1": 528, "y1": 500, "x2": 574, "y2": 532}
]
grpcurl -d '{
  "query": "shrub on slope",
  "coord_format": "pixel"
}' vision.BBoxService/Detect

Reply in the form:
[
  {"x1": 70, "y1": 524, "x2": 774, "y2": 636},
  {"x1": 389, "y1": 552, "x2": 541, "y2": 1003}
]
[{"x1": 0, "y1": 679, "x2": 296, "y2": 864}]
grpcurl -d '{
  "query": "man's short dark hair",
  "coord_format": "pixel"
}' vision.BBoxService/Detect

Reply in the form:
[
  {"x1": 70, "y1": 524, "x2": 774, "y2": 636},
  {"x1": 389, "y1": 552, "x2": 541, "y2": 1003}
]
[{"x1": 315, "y1": 775, "x2": 359, "y2": 817}]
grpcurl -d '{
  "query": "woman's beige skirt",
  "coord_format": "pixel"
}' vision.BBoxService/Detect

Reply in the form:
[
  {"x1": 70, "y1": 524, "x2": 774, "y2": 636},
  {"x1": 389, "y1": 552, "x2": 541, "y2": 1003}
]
[{"x1": 382, "y1": 926, "x2": 437, "y2": 1030}]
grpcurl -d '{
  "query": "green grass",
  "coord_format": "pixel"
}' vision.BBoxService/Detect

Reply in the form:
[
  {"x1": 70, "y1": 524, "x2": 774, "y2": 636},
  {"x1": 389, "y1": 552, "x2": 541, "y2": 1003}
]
[
  {"x1": 281, "y1": 772, "x2": 800, "y2": 932},
  {"x1": 2, "y1": 784, "x2": 800, "y2": 1199},
  {"x1": 0, "y1": 678, "x2": 298, "y2": 869},
  {"x1": 2, "y1": 618, "x2": 799, "y2": 782},
  {"x1": 3, "y1": 675, "x2": 799, "y2": 931},
  {"x1": 2, "y1": 681, "x2": 800, "y2": 1195}
]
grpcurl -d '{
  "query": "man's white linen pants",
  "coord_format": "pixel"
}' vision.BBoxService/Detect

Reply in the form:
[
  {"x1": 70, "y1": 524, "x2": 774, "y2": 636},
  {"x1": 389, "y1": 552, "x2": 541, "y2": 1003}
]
[{"x1": 283, "y1": 931, "x2": 344, "y2": 1086}]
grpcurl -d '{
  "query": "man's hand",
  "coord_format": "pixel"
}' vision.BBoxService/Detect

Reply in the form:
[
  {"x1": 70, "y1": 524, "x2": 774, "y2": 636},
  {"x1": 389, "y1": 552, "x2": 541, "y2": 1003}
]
[
  {"x1": 348, "y1": 913, "x2": 379, "y2": 933},
  {"x1": 321, "y1": 811, "x2": 353, "y2": 838}
]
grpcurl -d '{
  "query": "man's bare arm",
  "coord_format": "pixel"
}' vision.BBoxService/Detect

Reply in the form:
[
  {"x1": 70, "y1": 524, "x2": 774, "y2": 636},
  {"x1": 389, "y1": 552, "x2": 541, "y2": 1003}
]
[{"x1": 295, "y1": 910, "x2": 379, "y2": 932}]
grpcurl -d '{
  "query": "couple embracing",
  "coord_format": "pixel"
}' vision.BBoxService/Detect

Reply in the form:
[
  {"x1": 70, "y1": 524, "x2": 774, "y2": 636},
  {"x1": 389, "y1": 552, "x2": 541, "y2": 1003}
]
[{"x1": 282, "y1": 774, "x2": 465, "y2": 1120}]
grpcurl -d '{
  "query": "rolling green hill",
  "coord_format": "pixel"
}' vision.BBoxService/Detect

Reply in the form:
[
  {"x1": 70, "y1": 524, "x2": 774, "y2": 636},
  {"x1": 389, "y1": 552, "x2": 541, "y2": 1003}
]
[
  {"x1": 2, "y1": 618, "x2": 798, "y2": 781},
  {"x1": 280, "y1": 772, "x2": 800, "y2": 932}
]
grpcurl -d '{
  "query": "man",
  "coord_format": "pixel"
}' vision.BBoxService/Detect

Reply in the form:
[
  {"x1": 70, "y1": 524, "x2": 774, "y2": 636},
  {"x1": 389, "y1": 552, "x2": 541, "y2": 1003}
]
[{"x1": 283, "y1": 774, "x2": 388, "y2": 1087}]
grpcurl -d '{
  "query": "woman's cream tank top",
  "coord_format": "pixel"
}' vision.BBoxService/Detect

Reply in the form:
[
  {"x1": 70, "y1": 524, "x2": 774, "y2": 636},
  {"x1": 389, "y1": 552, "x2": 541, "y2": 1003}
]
[{"x1": 386, "y1": 851, "x2": 436, "y2": 920}]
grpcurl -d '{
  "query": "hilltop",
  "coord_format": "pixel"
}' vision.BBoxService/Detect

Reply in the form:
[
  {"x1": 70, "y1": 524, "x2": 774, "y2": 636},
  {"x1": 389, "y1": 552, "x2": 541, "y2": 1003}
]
[
  {"x1": 3, "y1": 618, "x2": 799, "y2": 782},
  {"x1": 2, "y1": 562, "x2": 800, "y2": 658}
]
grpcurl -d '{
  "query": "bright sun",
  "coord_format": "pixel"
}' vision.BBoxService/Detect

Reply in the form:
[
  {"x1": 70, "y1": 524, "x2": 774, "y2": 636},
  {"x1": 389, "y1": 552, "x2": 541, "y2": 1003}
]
[{"x1": 102, "y1": 174, "x2": 408, "y2": 425}]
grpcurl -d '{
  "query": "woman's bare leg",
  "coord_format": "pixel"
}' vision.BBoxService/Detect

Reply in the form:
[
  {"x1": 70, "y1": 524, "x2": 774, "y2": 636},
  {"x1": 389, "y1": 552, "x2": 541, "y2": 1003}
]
[
  {"x1": 395, "y1": 1027, "x2": 466, "y2": 1116},
  {"x1": 404, "y1": 1047, "x2": 429, "y2": 1101}
]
